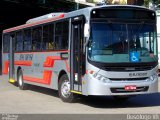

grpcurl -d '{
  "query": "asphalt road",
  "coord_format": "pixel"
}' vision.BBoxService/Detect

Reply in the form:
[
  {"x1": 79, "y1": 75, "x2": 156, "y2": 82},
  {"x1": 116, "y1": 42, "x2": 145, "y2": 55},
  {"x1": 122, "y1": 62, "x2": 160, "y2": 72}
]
[{"x1": 0, "y1": 75, "x2": 160, "y2": 114}]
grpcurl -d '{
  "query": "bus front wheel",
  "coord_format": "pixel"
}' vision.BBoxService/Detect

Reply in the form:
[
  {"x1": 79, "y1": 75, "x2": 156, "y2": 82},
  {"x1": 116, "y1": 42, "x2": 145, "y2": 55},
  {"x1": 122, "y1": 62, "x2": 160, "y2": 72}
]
[
  {"x1": 58, "y1": 74, "x2": 75, "y2": 103},
  {"x1": 17, "y1": 69, "x2": 27, "y2": 90}
]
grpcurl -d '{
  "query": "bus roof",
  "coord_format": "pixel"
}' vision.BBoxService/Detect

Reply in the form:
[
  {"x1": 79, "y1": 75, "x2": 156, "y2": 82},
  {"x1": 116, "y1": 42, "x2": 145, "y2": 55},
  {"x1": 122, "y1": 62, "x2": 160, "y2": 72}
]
[
  {"x1": 3, "y1": 5, "x2": 153, "y2": 34},
  {"x1": 3, "y1": 13, "x2": 65, "y2": 33},
  {"x1": 26, "y1": 13, "x2": 65, "y2": 24}
]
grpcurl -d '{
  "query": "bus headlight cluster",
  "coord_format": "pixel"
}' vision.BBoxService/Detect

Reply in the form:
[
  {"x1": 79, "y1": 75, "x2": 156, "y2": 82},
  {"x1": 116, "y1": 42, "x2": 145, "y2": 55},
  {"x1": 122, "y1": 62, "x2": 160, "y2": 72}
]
[
  {"x1": 148, "y1": 73, "x2": 158, "y2": 81},
  {"x1": 93, "y1": 73, "x2": 110, "y2": 83}
]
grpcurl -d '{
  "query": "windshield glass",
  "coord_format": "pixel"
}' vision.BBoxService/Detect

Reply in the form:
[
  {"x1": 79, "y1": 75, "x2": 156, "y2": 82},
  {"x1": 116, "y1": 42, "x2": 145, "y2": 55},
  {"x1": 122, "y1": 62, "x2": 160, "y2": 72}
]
[{"x1": 88, "y1": 21, "x2": 157, "y2": 63}]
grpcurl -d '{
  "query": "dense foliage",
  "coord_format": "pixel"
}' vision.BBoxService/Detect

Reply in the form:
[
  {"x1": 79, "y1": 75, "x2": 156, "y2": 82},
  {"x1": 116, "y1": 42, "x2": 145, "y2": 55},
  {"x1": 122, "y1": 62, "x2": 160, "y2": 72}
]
[{"x1": 144, "y1": 0, "x2": 160, "y2": 7}]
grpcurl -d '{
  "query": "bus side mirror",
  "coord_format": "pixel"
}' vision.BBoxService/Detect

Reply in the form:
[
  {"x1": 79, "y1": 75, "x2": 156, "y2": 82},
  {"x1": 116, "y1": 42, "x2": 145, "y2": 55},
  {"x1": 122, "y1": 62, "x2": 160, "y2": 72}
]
[
  {"x1": 84, "y1": 23, "x2": 90, "y2": 39},
  {"x1": 84, "y1": 23, "x2": 90, "y2": 50}
]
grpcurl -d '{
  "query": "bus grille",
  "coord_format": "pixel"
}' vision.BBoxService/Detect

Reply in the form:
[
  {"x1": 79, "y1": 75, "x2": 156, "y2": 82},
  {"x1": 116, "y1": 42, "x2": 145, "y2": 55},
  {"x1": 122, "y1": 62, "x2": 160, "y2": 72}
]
[
  {"x1": 110, "y1": 77, "x2": 148, "y2": 81},
  {"x1": 110, "y1": 86, "x2": 149, "y2": 93},
  {"x1": 103, "y1": 66, "x2": 153, "y2": 71}
]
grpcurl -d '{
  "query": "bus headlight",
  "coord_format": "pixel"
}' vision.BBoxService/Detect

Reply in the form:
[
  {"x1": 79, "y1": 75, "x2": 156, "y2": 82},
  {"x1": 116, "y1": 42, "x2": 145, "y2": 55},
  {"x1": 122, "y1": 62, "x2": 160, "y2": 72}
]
[
  {"x1": 148, "y1": 73, "x2": 158, "y2": 81},
  {"x1": 93, "y1": 73, "x2": 110, "y2": 83}
]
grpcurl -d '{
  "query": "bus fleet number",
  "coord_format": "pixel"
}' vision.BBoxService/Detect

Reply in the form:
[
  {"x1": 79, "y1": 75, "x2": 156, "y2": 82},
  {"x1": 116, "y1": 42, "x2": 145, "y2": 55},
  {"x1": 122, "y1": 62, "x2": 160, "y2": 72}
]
[{"x1": 19, "y1": 54, "x2": 33, "y2": 61}]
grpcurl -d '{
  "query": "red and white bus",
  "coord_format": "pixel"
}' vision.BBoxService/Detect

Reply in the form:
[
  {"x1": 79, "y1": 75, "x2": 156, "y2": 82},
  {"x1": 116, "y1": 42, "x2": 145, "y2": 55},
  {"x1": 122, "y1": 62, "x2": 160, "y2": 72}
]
[{"x1": 2, "y1": 5, "x2": 158, "y2": 102}]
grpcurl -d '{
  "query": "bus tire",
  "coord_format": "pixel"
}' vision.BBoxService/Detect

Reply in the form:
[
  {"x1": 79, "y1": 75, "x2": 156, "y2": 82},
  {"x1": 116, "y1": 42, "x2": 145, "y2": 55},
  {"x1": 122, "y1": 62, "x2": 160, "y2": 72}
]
[
  {"x1": 17, "y1": 69, "x2": 27, "y2": 90},
  {"x1": 58, "y1": 74, "x2": 75, "y2": 103}
]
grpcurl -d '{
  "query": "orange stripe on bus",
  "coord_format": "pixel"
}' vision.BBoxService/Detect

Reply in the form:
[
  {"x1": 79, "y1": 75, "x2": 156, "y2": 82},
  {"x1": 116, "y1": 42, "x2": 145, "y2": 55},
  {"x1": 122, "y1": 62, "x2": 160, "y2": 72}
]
[
  {"x1": 43, "y1": 56, "x2": 61, "y2": 67},
  {"x1": 2, "y1": 60, "x2": 32, "y2": 74},
  {"x1": 14, "y1": 61, "x2": 32, "y2": 66},
  {"x1": 2, "y1": 61, "x2": 9, "y2": 74},
  {"x1": 43, "y1": 56, "x2": 70, "y2": 72},
  {"x1": 23, "y1": 70, "x2": 52, "y2": 85}
]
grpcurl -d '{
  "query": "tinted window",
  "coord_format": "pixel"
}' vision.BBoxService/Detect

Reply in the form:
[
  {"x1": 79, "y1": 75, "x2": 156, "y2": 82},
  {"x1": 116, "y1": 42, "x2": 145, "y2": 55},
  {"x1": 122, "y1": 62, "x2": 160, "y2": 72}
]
[
  {"x1": 15, "y1": 31, "x2": 23, "y2": 51},
  {"x1": 43, "y1": 24, "x2": 54, "y2": 50},
  {"x1": 24, "y1": 29, "x2": 32, "y2": 51},
  {"x1": 32, "y1": 27, "x2": 42, "y2": 51},
  {"x1": 55, "y1": 20, "x2": 69, "y2": 50},
  {"x1": 3, "y1": 34, "x2": 10, "y2": 52}
]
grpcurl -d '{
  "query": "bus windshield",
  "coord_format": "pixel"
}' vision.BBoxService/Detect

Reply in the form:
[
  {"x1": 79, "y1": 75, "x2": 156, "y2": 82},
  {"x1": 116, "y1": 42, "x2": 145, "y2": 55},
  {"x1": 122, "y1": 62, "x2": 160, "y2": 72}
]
[{"x1": 88, "y1": 21, "x2": 158, "y2": 63}]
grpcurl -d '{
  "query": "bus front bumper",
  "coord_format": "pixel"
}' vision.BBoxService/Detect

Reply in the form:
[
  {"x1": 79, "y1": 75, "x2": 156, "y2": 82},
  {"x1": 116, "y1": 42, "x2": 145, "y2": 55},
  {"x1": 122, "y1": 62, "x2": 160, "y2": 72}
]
[{"x1": 84, "y1": 77, "x2": 158, "y2": 96}]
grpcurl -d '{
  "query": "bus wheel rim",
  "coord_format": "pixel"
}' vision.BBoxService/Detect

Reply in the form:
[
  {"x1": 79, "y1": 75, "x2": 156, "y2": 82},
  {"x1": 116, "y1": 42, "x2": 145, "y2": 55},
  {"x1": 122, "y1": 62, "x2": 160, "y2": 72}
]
[
  {"x1": 61, "y1": 81, "x2": 70, "y2": 98},
  {"x1": 19, "y1": 74, "x2": 23, "y2": 86}
]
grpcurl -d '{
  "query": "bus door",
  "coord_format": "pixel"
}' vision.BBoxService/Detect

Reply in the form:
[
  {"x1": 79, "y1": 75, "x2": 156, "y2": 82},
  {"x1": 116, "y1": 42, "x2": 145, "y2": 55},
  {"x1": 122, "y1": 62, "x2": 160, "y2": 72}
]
[
  {"x1": 70, "y1": 16, "x2": 84, "y2": 92},
  {"x1": 9, "y1": 34, "x2": 15, "y2": 82}
]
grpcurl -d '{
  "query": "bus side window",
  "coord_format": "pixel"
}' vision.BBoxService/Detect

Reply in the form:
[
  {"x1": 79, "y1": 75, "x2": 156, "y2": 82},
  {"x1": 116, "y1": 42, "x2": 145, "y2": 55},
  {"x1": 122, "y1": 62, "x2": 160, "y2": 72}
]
[
  {"x1": 55, "y1": 20, "x2": 69, "y2": 50},
  {"x1": 32, "y1": 27, "x2": 42, "y2": 51},
  {"x1": 24, "y1": 29, "x2": 32, "y2": 51},
  {"x1": 62, "y1": 21, "x2": 69, "y2": 50},
  {"x1": 3, "y1": 34, "x2": 10, "y2": 52},
  {"x1": 15, "y1": 31, "x2": 23, "y2": 52},
  {"x1": 43, "y1": 24, "x2": 54, "y2": 50},
  {"x1": 55, "y1": 22, "x2": 62, "y2": 50}
]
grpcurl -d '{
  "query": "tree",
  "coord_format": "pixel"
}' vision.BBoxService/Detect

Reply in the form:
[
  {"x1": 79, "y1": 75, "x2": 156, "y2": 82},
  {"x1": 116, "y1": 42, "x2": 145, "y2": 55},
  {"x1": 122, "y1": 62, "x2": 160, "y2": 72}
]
[{"x1": 144, "y1": 0, "x2": 160, "y2": 7}]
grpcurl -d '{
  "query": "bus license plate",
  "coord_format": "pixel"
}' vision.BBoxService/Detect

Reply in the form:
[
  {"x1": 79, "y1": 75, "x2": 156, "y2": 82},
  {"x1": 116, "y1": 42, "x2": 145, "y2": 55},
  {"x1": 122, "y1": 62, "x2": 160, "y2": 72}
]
[{"x1": 125, "y1": 85, "x2": 137, "y2": 91}]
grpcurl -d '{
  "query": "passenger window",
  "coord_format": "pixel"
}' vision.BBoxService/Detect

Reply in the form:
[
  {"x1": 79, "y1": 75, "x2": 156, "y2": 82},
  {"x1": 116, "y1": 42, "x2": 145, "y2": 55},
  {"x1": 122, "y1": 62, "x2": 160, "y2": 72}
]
[
  {"x1": 55, "y1": 20, "x2": 69, "y2": 50},
  {"x1": 62, "y1": 21, "x2": 69, "y2": 49},
  {"x1": 43, "y1": 24, "x2": 54, "y2": 50},
  {"x1": 24, "y1": 29, "x2": 32, "y2": 51},
  {"x1": 32, "y1": 27, "x2": 42, "y2": 51},
  {"x1": 55, "y1": 22, "x2": 63, "y2": 49},
  {"x1": 3, "y1": 34, "x2": 10, "y2": 52},
  {"x1": 16, "y1": 31, "x2": 23, "y2": 52}
]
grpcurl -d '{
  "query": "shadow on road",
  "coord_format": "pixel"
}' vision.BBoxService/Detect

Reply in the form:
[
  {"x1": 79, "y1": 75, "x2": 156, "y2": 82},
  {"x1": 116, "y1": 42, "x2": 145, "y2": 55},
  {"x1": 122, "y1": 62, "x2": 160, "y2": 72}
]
[
  {"x1": 24, "y1": 84, "x2": 160, "y2": 109},
  {"x1": 78, "y1": 93, "x2": 160, "y2": 108},
  {"x1": 26, "y1": 84, "x2": 59, "y2": 98}
]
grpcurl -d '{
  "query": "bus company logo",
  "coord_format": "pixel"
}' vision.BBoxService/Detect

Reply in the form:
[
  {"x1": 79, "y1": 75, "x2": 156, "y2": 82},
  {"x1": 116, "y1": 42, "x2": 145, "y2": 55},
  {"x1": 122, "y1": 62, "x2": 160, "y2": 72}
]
[{"x1": 129, "y1": 72, "x2": 147, "y2": 77}]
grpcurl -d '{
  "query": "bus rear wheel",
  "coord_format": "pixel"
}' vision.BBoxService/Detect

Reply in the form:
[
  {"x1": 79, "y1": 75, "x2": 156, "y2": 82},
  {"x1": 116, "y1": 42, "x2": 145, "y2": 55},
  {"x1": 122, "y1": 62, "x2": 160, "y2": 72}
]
[
  {"x1": 17, "y1": 69, "x2": 27, "y2": 90},
  {"x1": 58, "y1": 74, "x2": 75, "y2": 103}
]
